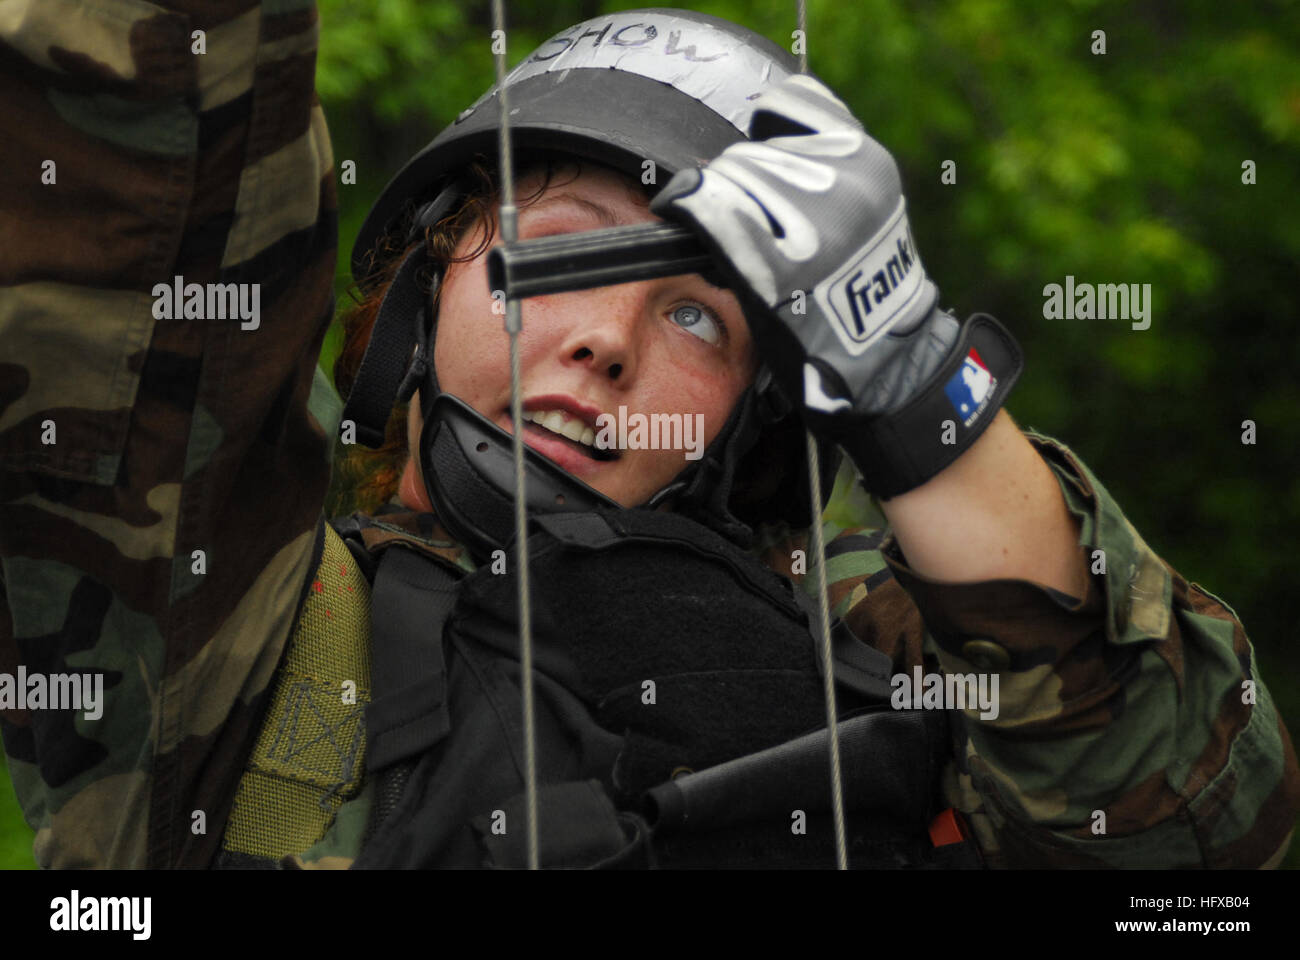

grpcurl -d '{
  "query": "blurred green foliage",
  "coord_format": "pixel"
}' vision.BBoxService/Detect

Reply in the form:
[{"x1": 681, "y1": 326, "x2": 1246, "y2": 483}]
[
  {"x1": 3, "y1": 0, "x2": 1298, "y2": 868},
  {"x1": 0, "y1": 756, "x2": 33, "y2": 869}
]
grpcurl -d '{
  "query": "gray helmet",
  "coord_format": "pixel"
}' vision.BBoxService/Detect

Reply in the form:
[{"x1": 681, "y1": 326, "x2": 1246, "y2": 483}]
[{"x1": 344, "y1": 8, "x2": 839, "y2": 558}]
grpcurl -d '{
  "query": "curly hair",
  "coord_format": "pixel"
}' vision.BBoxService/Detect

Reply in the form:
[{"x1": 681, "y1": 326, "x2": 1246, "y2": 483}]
[{"x1": 327, "y1": 154, "x2": 591, "y2": 517}]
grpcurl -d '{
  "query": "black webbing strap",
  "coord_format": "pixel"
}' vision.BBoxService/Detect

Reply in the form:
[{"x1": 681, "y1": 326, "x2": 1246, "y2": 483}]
[
  {"x1": 341, "y1": 247, "x2": 430, "y2": 448},
  {"x1": 826, "y1": 618, "x2": 896, "y2": 701},
  {"x1": 787, "y1": 583, "x2": 895, "y2": 701},
  {"x1": 342, "y1": 181, "x2": 470, "y2": 448},
  {"x1": 363, "y1": 546, "x2": 462, "y2": 772}
]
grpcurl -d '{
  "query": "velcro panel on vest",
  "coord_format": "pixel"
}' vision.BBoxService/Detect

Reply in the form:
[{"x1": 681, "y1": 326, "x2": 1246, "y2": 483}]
[
  {"x1": 540, "y1": 512, "x2": 897, "y2": 702},
  {"x1": 222, "y1": 522, "x2": 372, "y2": 860},
  {"x1": 454, "y1": 509, "x2": 869, "y2": 799}
]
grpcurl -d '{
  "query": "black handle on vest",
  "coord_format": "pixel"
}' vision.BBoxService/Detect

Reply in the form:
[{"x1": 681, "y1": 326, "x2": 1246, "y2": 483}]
[{"x1": 642, "y1": 708, "x2": 944, "y2": 836}]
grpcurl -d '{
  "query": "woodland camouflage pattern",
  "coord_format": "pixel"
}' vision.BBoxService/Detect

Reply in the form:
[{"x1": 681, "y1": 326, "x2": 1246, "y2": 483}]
[
  {"x1": 2, "y1": 1, "x2": 1297, "y2": 869},
  {"x1": 1, "y1": 0, "x2": 336, "y2": 868}
]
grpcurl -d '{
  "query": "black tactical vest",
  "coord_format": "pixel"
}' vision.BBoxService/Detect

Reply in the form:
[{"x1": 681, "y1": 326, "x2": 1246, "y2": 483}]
[{"x1": 347, "y1": 508, "x2": 980, "y2": 869}]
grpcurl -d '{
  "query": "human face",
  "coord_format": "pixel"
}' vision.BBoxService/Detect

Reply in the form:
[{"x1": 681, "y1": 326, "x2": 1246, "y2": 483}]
[{"x1": 405, "y1": 163, "x2": 757, "y2": 509}]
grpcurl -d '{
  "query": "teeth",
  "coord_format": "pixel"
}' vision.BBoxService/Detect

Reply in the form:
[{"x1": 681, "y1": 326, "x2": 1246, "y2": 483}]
[{"x1": 526, "y1": 408, "x2": 599, "y2": 448}]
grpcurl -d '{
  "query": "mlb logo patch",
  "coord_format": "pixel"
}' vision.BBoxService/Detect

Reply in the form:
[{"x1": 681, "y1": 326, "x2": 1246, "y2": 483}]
[{"x1": 944, "y1": 348, "x2": 996, "y2": 428}]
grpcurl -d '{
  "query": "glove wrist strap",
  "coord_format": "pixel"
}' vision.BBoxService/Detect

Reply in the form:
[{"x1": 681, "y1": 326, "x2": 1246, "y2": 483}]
[{"x1": 838, "y1": 313, "x2": 1023, "y2": 499}]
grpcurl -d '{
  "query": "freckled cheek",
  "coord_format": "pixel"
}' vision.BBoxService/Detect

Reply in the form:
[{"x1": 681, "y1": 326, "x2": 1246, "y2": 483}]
[
  {"x1": 435, "y1": 276, "x2": 513, "y2": 402},
  {"x1": 515, "y1": 309, "x2": 560, "y2": 360},
  {"x1": 658, "y1": 376, "x2": 734, "y2": 442},
  {"x1": 700, "y1": 398, "x2": 735, "y2": 445},
  {"x1": 676, "y1": 353, "x2": 748, "y2": 413}
]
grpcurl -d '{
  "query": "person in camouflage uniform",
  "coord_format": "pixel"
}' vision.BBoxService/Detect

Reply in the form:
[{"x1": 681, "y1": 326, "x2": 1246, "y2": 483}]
[{"x1": 1, "y1": 1, "x2": 1296, "y2": 869}]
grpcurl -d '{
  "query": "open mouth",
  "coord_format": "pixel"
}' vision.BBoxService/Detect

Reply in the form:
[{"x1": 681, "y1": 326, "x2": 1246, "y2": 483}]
[{"x1": 522, "y1": 408, "x2": 619, "y2": 462}]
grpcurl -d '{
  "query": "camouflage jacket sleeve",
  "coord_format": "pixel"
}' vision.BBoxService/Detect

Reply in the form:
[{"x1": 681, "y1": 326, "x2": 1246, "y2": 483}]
[
  {"x1": 0, "y1": 1, "x2": 337, "y2": 867},
  {"x1": 762, "y1": 430, "x2": 1299, "y2": 868}
]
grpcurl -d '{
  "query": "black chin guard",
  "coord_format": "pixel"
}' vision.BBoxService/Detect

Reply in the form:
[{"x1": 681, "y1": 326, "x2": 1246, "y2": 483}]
[{"x1": 419, "y1": 393, "x2": 621, "y2": 563}]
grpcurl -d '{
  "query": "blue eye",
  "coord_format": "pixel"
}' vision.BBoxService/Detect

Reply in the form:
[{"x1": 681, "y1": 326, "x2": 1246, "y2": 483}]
[{"x1": 671, "y1": 304, "x2": 722, "y2": 345}]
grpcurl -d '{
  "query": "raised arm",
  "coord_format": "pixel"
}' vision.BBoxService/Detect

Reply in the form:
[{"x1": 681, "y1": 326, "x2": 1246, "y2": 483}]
[
  {"x1": 0, "y1": 0, "x2": 338, "y2": 867},
  {"x1": 653, "y1": 72, "x2": 1299, "y2": 868}
]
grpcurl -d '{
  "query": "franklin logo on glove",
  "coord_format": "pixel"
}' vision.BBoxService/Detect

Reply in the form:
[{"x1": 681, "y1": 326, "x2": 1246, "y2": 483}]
[{"x1": 816, "y1": 199, "x2": 928, "y2": 355}]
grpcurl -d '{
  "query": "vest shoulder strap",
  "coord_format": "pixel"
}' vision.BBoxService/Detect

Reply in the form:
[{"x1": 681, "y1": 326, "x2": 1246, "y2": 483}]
[
  {"x1": 219, "y1": 510, "x2": 469, "y2": 867},
  {"x1": 363, "y1": 544, "x2": 462, "y2": 771},
  {"x1": 219, "y1": 519, "x2": 373, "y2": 863}
]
